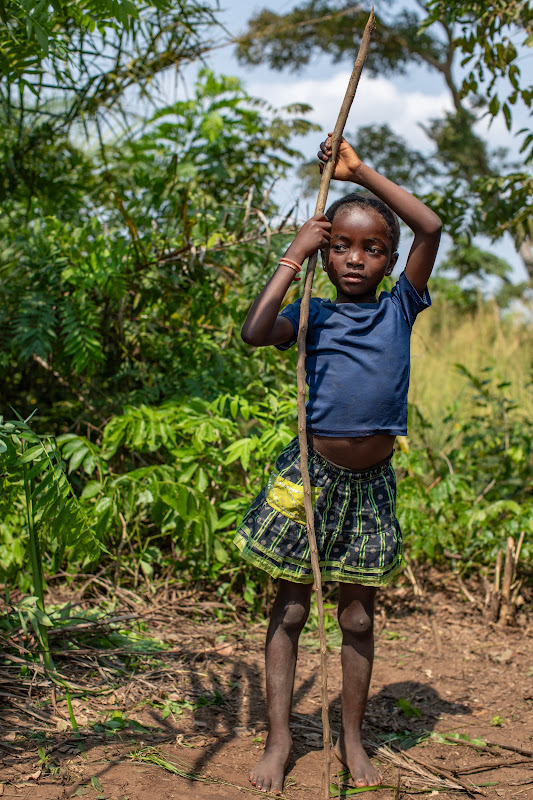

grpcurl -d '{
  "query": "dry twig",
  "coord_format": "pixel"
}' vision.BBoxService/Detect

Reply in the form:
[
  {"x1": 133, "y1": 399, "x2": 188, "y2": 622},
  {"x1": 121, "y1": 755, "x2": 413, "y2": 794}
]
[{"x1": 483, "y1": 739, "x2": 533, "y2": 758}]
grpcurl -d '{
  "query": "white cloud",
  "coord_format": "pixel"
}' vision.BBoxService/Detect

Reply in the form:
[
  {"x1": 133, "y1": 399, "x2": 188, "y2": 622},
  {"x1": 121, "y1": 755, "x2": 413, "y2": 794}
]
[
  {"x1": 248, "y1": 71, "x2": 453, "y2": 152},
  {"x1": 473, "y1": 112, "x2": 522, "y2": 155}
]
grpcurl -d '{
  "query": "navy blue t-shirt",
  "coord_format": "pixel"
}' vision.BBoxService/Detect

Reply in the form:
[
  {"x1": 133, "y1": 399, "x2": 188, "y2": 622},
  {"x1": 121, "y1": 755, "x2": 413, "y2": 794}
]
[{"x1": 276, "y1": 271, "x2": 430, "y2": 437}]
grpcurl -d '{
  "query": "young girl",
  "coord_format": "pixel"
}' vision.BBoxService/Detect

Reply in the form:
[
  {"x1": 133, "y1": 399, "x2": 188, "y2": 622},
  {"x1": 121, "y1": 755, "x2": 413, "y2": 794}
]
[{"x1": 235, "y1": 135, "x2": 441, "y2": 794}]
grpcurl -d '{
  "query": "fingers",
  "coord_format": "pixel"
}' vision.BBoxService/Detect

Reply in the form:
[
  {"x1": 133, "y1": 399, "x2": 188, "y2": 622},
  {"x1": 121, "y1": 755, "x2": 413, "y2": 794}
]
[
  {"x1": 307, "y1": 218, "x2": 331, "y2": 246},
  {"x1": 294, "y1": 214, "x2": 331, "y2": 254},
  {"x1": 317, "y1": 133, "x2": 341, "y2": 163},
  {"x1": 310, "y1": 213, "x2": 331, "y2": 235},
  {"x1": 317, "y1": 138, "x2": 331, "y2": 173}
]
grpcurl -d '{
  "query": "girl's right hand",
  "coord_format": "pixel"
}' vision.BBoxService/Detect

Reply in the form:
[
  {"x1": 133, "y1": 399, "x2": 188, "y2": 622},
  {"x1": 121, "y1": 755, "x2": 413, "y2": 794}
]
[
  {"x1": 318, "y1": 134, "x2": 362, "y2": 181},
  {"x1": 284, "y1": 214, "x2": 331, "y2": 264}
]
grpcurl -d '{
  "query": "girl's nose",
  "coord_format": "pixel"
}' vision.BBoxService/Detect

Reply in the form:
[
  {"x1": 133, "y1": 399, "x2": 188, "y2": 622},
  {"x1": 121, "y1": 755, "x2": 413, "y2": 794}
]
[{"x1": 347, "y1": 248, "x2": 364, "y2": 266}]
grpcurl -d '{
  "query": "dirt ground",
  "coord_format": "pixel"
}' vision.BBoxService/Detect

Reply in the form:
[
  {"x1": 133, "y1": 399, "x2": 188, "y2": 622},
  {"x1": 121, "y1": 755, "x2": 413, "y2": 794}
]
[{"x1": 1, "y1": 574, "x2": 533, "y2": 800}]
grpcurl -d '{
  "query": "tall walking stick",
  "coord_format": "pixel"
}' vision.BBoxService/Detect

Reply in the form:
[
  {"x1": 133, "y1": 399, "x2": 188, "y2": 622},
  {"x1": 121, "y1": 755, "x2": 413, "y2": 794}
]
[{"x1": 296, "y1": 9, "x2": 375, "y2": 798}]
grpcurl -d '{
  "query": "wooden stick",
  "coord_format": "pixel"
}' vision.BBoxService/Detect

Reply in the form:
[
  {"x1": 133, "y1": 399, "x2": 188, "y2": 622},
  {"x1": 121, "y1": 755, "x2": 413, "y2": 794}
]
[
  {"x1": 296, "y1": 10, "x2": 375, "y2": 797},
  {"x1": 483, "y1": 739, "x2": 533, "y2": 758},
  {"x1": 456, "y1": 574, "x2": 481, "y2": 606},
  {"x1": 429, "y1": 612, "x2": 442, "y2": 658},
  {"x1": 514, "y1": 529, "x2": 525, "y2": 571},
  {"x1": 493, "y1": 548, "x2": 503, "y2": 591},
  {"x1": 403, "y1": 553, "x2": 423, "y2": 597},
  {"x1": 396, "y1": 749, "x2": 485, "y2": 797},
  {"x1": 394, "y1": 769, "x2": 402, "y2": 800},
  {"x1": 455, "y1": 758, "x2": 533, "y2": 775},
  {"x1": 442, "y1": 734, "x2": 499, "y2": 755},
  {"x1": 499, "y1": 536, "x2": 515, "y2": 624},
  {"x1": 488, "y1": 548, "x2": 503, "y2": 622}
]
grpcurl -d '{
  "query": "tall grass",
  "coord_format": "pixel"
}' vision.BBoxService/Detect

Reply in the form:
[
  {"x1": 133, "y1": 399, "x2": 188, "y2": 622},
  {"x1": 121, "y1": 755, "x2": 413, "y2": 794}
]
[{"x1": 409, "y1": 298, "x2": 533, "y2": 449}]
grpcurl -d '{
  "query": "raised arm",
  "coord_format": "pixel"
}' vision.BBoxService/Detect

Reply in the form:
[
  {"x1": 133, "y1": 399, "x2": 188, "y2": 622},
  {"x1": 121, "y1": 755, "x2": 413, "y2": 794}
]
[
  {"x1": 320, "y1": 135, "x2": 442, "y2": 295},
  {"x1": 241, "y1": 214, "x2": 331, "y2": 347}
]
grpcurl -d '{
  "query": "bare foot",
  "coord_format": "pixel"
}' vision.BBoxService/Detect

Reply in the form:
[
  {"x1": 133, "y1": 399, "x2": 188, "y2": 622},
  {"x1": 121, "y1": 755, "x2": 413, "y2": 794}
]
[
  {"x1": 335, "y1": 735, "x2": 382, "y2": 787},
  {"x1": 249, "y1": 732, "x2": 291, "y2": 794}
]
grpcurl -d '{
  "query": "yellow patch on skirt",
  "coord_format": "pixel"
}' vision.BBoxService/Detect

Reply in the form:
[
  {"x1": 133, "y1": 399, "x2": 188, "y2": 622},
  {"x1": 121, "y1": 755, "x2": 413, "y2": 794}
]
[{"x1": 265, "y1": 471, "x2": 321, "y2": 526}]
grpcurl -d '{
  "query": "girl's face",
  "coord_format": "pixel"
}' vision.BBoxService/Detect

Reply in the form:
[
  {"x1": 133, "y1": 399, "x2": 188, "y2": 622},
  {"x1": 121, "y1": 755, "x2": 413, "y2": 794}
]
[{"x1": 325, "y1": 206, "x2": 397, "y2": 303}]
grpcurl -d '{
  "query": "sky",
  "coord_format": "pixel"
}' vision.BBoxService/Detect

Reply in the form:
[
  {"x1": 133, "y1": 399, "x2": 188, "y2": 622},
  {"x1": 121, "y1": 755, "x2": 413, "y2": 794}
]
[{"x1": 176, "y1": 0, "x2": 530, "y2": 282}]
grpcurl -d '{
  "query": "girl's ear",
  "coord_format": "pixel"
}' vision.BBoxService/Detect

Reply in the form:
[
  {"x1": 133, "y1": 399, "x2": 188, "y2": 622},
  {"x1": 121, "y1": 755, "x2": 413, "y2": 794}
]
[
  {"x1": 386, "y1": 252, "x2": 398, "y2": 275},
  {"x1": 320, "y1": 248, "x2": 329, "y2": 271}
]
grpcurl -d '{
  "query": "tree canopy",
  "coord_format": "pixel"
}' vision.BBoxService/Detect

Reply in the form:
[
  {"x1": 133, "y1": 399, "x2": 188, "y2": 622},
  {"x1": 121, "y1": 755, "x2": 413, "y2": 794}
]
[
  {"x1": 0, "y1": 0, "x2": 160, "y2": 80},
  {"x1": 236, "y1": 1, "x2": 533, "y2": 278},
  {"x1": 0, "y1": 0, "x2": 220, "y2": 131}
]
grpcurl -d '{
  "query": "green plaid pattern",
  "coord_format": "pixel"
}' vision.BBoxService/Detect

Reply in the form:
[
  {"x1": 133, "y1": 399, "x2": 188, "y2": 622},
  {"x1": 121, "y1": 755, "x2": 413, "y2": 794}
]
[{"x1": 234, "y1": 437, "x2": 402, "y2": 585}]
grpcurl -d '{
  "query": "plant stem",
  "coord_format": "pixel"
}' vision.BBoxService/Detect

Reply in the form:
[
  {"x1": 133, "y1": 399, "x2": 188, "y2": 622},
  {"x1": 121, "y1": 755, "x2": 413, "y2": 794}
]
[{"x1": 64, "y1": 687, "x2": 86, "y2": 757}]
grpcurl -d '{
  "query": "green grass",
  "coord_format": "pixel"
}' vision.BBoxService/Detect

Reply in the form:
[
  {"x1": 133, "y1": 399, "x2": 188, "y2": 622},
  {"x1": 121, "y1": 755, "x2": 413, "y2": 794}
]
[{"x1": 410, "y1": 299, "x2": 533, "y2": 449}]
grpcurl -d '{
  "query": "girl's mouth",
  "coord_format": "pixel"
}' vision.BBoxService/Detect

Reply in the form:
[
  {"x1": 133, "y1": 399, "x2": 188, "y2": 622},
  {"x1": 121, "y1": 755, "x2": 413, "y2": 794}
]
[{"x1": 344, "y1": 274, "x2": 365, "y2": 282}]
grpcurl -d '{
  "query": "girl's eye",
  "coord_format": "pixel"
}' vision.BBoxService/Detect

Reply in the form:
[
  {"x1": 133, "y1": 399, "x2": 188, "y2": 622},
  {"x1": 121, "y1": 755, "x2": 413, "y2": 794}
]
[
  {"x1": 333, "y1": 244, "x2": 346, "y2": 252},
  {"x1": 367, "y1": 247, "x2": 383, "y2": 255}
]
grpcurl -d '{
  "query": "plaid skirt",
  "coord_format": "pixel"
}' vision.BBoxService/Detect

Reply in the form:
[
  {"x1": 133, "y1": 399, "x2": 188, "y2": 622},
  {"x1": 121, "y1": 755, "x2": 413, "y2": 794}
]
[{"x1": 234, "y1": 437, "x2": 402, "y2": 586}]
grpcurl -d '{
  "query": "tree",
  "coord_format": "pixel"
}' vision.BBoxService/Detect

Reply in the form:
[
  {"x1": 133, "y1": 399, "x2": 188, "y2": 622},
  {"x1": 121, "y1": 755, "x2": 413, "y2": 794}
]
[
  {"x1": 0, "y1": 1, "x2": 315, "y2": 594},
  {"x1": 0, "y1": 1, "x2": 171, "y2": 82},
  {"x1": 235, "y1": 1, "x2": 533, "y2": 278},
  {"x1": 0, "y1": 68, "x2": 314, "y2": 419},
  {"x1": 423, "y1": 0, "x2": 533, "y2": 273},
  {"x1": 424, "y1": 0, "x2": 533, "y2": 133},
  {"x1": 0, "y1": 1, "x2": 221, "y2": 131}
]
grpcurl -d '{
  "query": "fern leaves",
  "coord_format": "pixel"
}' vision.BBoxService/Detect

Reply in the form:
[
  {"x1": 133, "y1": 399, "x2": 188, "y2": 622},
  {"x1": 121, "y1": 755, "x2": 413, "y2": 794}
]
[
  {"x1": 0, "y1": 415, "x2": 105, "y2": 576},
  {"x1": 12, "y1": 288, "x2": 105, "y2": 376},
  {"x1": 60, "y1": 296, "x2": 104, "y2": 374},
  {"x1": 14, "y1": 293, "x2": 58, "y2": 361}
]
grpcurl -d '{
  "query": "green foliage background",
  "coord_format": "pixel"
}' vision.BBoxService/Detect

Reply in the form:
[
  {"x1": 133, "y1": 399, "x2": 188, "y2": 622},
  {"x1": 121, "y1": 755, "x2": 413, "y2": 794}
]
[{"x1": 0, "y1": 0, "x2": 532, "y2": 608}]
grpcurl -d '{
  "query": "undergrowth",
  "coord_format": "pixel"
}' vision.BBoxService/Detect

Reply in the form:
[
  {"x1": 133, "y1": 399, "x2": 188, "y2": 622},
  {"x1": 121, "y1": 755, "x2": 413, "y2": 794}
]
[{"x1": 1, "y1": 302, "x2": 532, "y2": 622}]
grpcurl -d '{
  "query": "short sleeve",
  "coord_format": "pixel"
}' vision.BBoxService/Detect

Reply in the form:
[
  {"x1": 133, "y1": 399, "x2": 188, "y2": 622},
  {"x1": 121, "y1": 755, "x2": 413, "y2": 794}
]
[
  {"x1": 391, "y1": 271, "x2": 431, "y2": 330},
  {"x1": 274, "y1": 299, "x2": 301, "y2": 351}
]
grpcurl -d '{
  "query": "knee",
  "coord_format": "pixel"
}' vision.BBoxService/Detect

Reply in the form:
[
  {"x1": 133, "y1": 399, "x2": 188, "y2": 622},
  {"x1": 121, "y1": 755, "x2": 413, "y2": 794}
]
[
  {"x1": 277, "y1": 599, "x2": 310, "y2": 635},
  {"x1": 338, "y1": 604, "x2": 374, "y2": 639}
]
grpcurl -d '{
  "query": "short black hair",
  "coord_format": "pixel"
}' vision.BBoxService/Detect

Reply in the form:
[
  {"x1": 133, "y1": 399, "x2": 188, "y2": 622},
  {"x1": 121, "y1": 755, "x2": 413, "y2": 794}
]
[{"x1": 325, "y1": 192, "x2": 400, "y2": 252}]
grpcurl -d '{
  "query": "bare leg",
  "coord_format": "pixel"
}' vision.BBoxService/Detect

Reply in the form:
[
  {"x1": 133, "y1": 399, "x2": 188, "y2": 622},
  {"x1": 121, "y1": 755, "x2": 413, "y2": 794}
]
[
  {"x1": 250, "y1": 579, "x2": 313, "y2": 794},
  {"x1": 335, "y1": 583, "x2": 382, "y2": 787}
]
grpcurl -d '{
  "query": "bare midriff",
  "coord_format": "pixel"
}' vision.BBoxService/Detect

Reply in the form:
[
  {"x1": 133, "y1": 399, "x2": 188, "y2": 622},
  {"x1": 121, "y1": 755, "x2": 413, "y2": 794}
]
[{"x1": 311, "y1": 433, "x2": 396, "y2": 471}]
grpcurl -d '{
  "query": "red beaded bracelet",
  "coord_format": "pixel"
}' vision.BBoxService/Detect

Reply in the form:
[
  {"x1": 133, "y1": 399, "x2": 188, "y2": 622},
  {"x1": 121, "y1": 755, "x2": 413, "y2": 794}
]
[
  {"x1": 278, "y1": 257, "x2": 302, "y2": 272},
  {"x1": 278, "y1": 258, "x2": 302, "y2": 281}
]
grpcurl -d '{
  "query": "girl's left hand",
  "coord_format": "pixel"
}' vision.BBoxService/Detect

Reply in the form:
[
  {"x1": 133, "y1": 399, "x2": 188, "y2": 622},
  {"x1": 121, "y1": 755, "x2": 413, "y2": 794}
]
[{"x1": 318, "y1": 134, "x2": 362, "y2": 181}]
